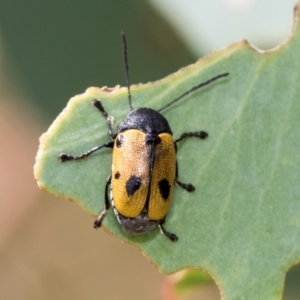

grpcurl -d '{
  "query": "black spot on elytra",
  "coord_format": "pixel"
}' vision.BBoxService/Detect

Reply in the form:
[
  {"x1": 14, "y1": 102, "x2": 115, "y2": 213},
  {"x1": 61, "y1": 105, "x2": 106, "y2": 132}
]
[
  {"x1": 116, "y1": 135, "x2": 124, "y2": 148},
  {"x1": 126, "y1": 175, "x2": 142, "y2": 196},
  {"x1": 115, "y1": 171, "x2": 120, "y2": 179},
  {"x1": 158, "y1": 179, "x2": 171, "y2": 200}
]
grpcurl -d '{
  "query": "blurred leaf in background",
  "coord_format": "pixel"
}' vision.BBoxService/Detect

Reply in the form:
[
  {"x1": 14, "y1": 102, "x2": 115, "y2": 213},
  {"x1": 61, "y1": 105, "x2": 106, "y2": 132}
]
[
  {"x1": 0, "y1": 1, "x2": 195, "y2": 122},
  {"x1": 149, "y1": 0, "x2": 297, "y2": 54}
]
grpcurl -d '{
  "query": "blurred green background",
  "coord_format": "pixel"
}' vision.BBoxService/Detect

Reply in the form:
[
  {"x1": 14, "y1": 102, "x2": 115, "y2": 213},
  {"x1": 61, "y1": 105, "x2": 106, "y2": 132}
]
[{"x1": 0, "y1": 0, "x2": 299, "y2": 299}]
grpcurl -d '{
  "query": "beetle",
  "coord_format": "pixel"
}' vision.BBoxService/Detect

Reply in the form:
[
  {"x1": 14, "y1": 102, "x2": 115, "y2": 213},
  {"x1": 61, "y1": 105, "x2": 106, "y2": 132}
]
[{"x1": 59, "y1": 32, "x2": 229, "y2": 241}]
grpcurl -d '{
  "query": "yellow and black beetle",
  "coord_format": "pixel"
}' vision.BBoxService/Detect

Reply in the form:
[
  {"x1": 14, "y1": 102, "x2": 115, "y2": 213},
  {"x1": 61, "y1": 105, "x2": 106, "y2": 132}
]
[{"x1": 59, "y1": 33, "x2": 229, "y2": 241}]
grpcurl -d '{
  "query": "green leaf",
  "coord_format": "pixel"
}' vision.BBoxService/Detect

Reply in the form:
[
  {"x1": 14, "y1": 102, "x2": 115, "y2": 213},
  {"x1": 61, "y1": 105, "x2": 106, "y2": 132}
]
[{"x1": 35, "y1": 3, "x2": 300, "y2": 299}]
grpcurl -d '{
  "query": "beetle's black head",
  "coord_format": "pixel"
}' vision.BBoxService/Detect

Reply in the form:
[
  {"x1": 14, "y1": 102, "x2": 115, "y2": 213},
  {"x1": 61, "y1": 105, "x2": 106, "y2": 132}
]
[{"x1": 117, "y1": 107, "x2": 172, "y2": 135}]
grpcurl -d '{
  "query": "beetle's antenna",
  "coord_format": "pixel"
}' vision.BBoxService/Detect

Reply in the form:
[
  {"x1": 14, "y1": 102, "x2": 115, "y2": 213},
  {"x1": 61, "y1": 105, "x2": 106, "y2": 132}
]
[
  {"x1": 121, "y1": 32, "x2": 133, "y2": 111},
  {"x1": 157, "y1": 73, "x2": 229, "y2": 113}
]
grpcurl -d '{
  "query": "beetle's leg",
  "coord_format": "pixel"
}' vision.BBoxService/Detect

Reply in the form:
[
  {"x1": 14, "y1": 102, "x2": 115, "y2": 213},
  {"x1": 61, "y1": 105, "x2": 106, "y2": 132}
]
[
  {"x1": 175, "y1": 162, "x2": 195, "y2": 192},
  {"x1": 58, "y1": 141, "x2": 114, "y2": 162},
  {"x1": 158, "y1": 218, "x2": 178, "y2": 242},
  {"x1": 174, "y1": 131, "x2": 208, "y2": 192},
  {"x1": 94, "y1": 175, "x2": 112, "y2": 228},
  {"x1": 176, "y1": 178, "x2": 195, "y2": 192},
  {"x1": 174, "y1": 131, "x2": 208, "y2": 143},
  {"x1": 175, "y1": 161, "x2": 195, "y2": 192},
  {"x1": 93, "y1": 99, "x2": 116, "y2": 139}
]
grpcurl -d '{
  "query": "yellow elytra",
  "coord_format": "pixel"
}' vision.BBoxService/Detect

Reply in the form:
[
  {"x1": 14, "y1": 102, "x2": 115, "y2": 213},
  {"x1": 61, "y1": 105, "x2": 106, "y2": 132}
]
[
  {"x1": 58, "y1": 32, "x2": 229, "y2": 241},
  {"x1": 112, "y1": 130, "x2": 176, "y2": 221}
]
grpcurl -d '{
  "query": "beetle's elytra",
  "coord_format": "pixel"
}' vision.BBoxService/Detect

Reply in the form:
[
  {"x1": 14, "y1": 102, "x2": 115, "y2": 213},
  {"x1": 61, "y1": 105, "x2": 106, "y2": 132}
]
[{"x1": 59, "y1": 32, "x2": 229, "y2": 241}]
